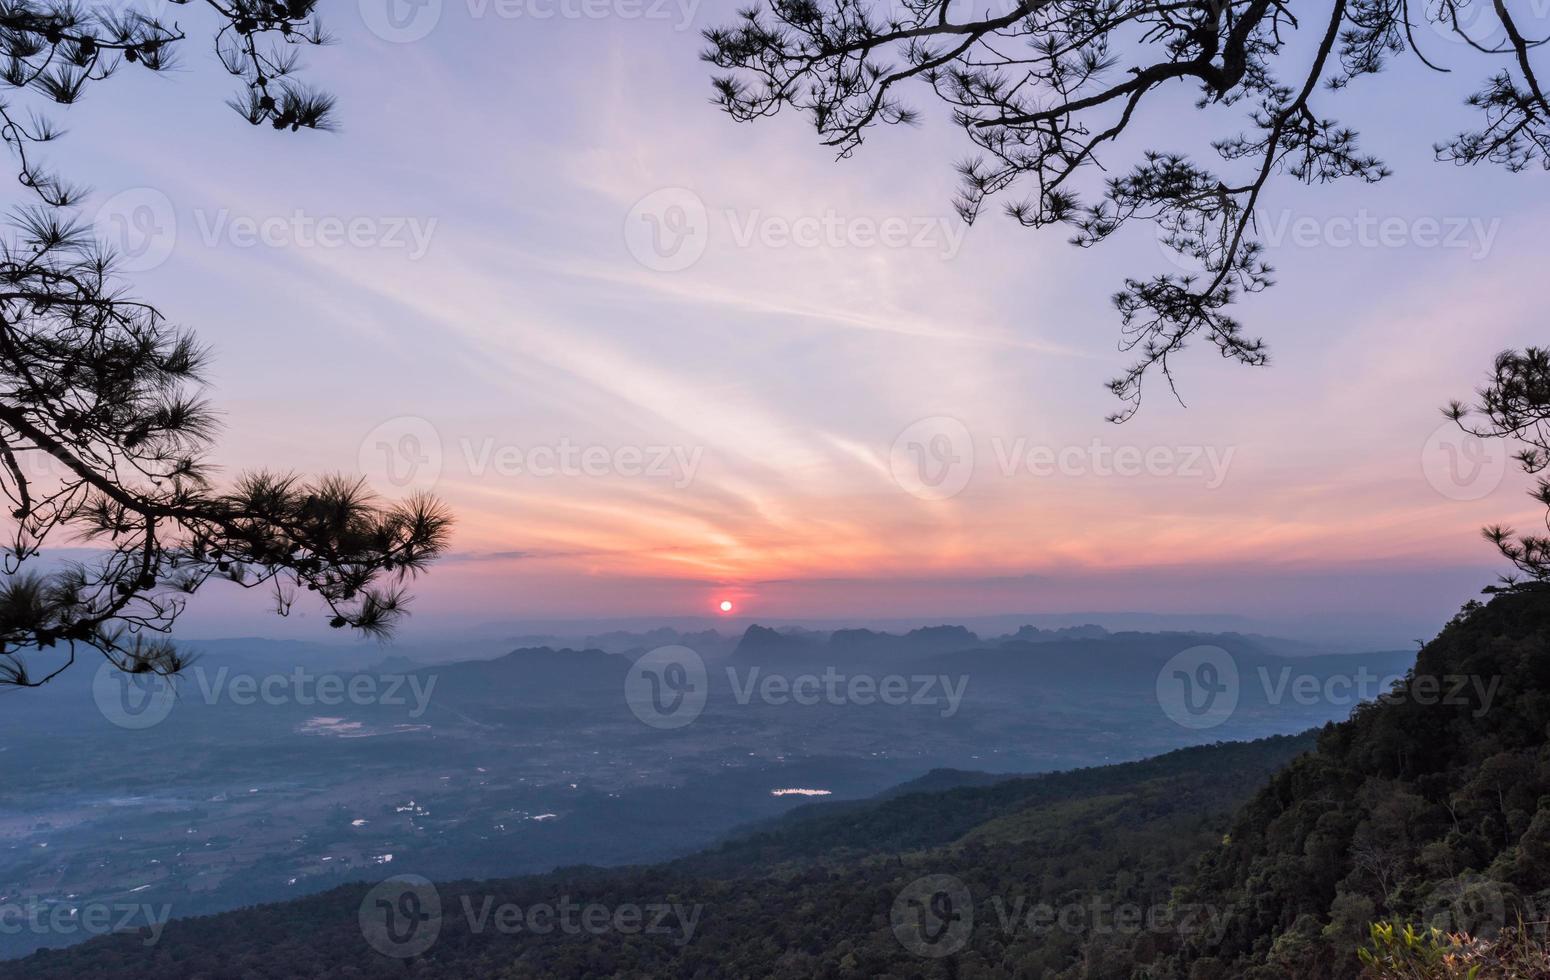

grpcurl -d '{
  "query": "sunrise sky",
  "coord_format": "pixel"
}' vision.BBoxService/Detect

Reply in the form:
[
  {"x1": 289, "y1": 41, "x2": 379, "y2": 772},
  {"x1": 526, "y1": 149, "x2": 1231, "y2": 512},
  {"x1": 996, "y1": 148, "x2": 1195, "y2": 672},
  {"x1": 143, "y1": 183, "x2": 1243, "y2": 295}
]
[{"x1": 50, "y1": 0, "x2": 1550, "y2": 643}]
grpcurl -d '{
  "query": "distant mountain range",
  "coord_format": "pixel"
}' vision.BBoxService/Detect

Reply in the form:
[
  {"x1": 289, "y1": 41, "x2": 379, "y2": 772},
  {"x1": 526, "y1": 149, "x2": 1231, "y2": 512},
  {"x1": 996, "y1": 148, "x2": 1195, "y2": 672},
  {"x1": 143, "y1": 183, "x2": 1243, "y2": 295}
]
[
  {"x1": 2, "y1": 596, "x2": 1505, "y2": 976},
  {"x1": 730, "y1": 623, "x2": 1103, "y2": 663},
  {"x1": 12, "y1": 592, "x2": 1545, "y2": 977}
]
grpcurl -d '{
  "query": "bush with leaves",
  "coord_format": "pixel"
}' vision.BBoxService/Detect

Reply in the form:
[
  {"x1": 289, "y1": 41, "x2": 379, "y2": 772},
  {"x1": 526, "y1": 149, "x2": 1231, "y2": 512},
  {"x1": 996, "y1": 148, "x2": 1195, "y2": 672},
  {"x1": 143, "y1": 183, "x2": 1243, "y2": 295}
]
[{"x1": 1359, "y1": 921, "x2": 1550, "y2": 979}]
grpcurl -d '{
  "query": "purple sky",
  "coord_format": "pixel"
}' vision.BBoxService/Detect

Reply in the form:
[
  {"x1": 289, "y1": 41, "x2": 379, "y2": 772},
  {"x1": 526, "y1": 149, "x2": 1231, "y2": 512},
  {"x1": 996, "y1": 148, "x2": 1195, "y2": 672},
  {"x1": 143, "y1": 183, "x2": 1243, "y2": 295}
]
[{"x1": 32, "y1": 0, "x2": 1550, "y2": 645}]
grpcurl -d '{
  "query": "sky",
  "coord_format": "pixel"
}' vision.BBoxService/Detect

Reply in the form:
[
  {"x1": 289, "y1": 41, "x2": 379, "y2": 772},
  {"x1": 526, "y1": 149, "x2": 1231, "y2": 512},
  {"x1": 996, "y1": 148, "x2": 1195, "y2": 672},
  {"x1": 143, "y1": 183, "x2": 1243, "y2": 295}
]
[{"x1": 31, "y1": 0, "x2": 1550, "y2": 644}]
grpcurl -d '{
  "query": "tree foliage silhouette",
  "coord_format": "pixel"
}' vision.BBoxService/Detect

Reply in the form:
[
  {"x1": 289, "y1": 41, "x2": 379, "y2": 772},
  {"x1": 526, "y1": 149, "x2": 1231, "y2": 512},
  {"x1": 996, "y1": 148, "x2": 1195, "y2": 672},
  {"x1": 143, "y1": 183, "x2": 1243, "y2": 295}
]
[
  {"x1": 0, "y1": 0, "x2": 451, "y2": 687},
  {"x1": 1448, "y1": 347, "x2": 1550, "y2": 589},
  {"x1": 703, "y1": 0, "x2": 1549, "y2": 419}
]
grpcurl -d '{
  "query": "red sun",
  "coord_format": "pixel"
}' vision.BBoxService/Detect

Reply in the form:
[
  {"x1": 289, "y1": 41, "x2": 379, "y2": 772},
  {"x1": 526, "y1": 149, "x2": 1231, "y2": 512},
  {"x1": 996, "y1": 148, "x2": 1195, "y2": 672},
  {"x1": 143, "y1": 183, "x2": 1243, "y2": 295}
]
[{"x1": 718, "y1": 600, "x2": 734, "y2": 613}]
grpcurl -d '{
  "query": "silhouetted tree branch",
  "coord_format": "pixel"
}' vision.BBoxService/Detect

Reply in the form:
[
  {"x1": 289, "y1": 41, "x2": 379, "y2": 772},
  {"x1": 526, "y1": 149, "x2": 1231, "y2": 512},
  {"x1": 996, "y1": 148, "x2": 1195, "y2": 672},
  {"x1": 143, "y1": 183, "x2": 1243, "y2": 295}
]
[
  {"x1": 0, "y1": 1, "x2": 452, "y2": 687},
  {"x1": 704, "y1": 0, "x2": 1546, "y2": 419},
  {"x1": 1447, "y1": 347, "x2": 1550, "y2": 589}
]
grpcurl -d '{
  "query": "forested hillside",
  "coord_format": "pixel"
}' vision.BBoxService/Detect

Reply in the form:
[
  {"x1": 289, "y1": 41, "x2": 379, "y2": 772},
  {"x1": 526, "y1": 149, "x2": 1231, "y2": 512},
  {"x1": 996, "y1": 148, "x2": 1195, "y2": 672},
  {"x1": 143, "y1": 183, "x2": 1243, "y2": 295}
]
[
  {"x1": 1145, "y1": 590, "x2": 1550, "y2": 978},
  {"x1": 0, "y1": 737, "x2": 1310, "y2": 978},
  {"x1": 10, "y1": 593, "x2": 1550, "y2": 978}
]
